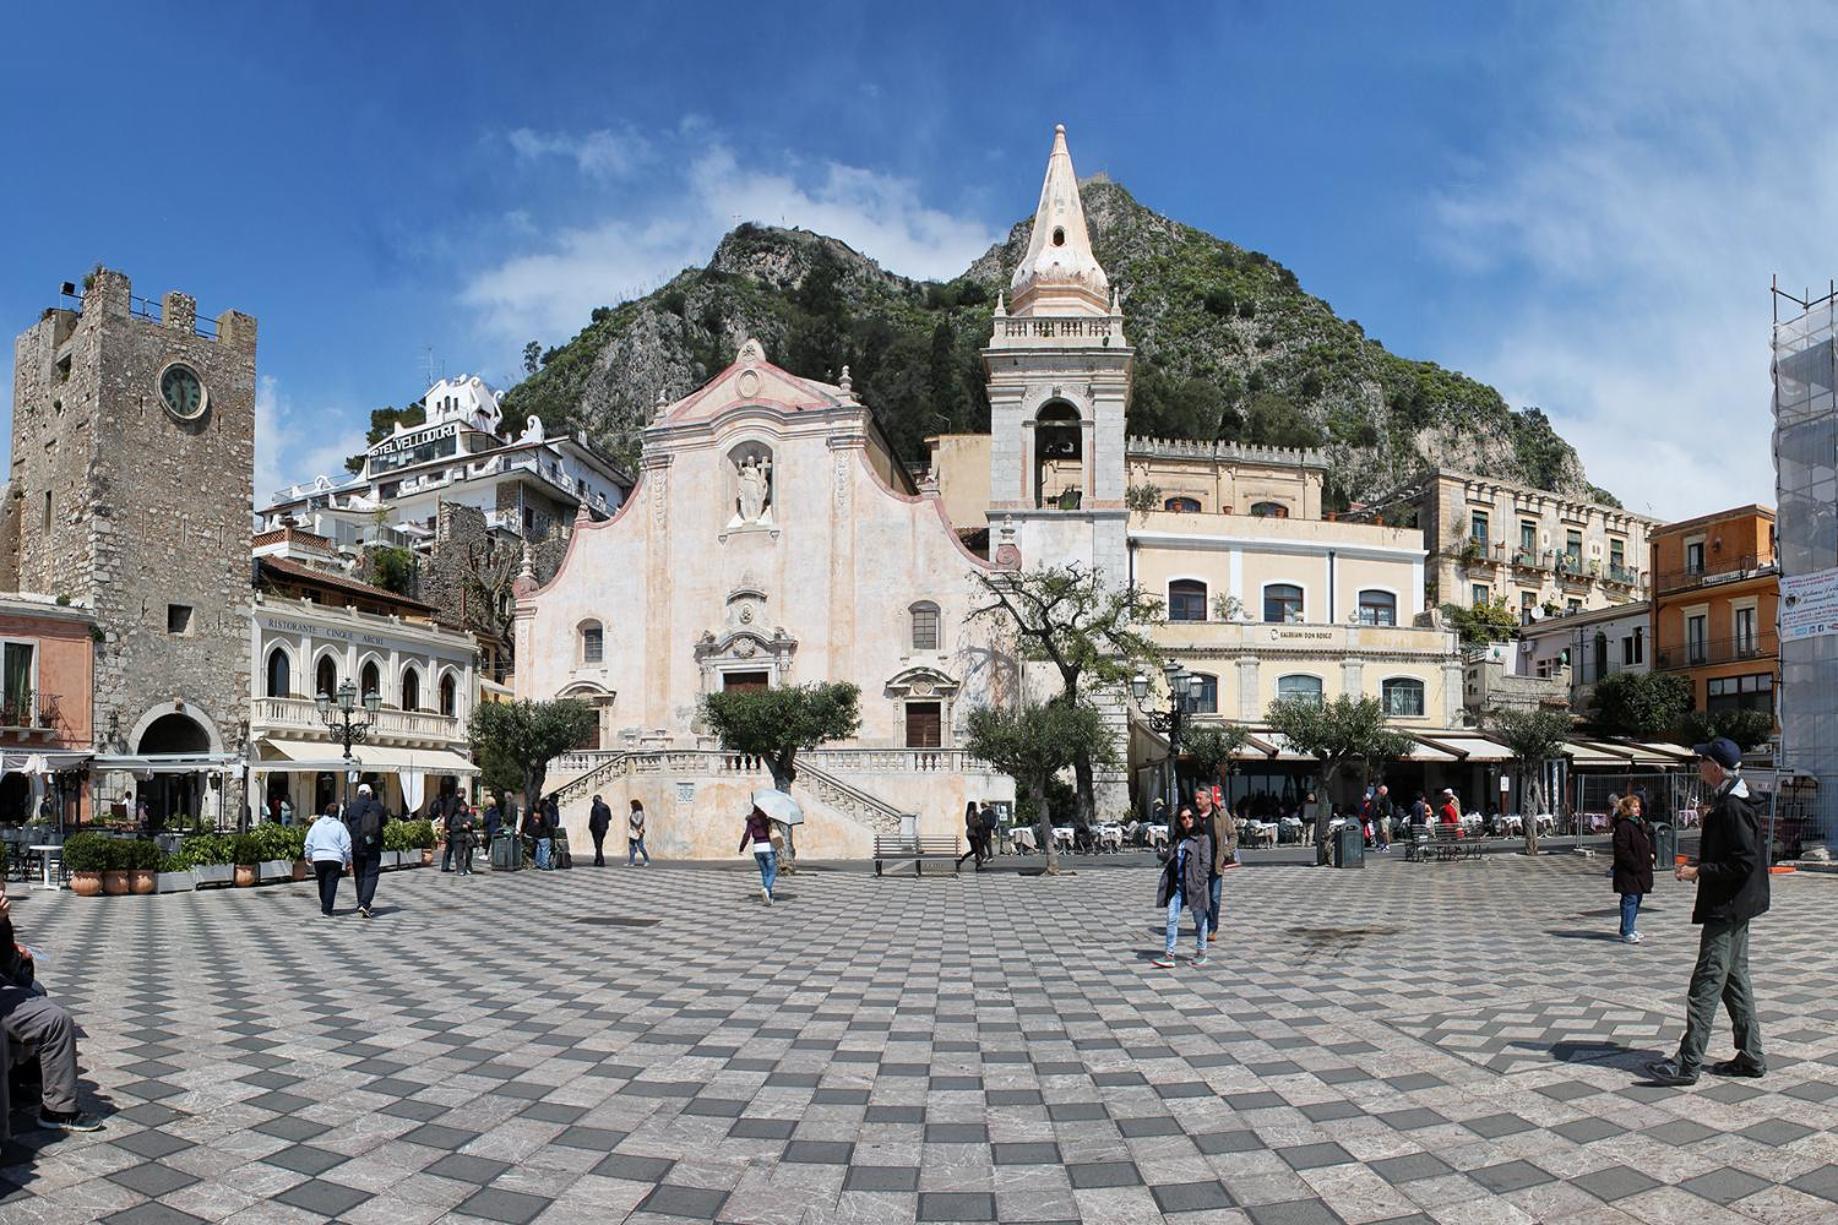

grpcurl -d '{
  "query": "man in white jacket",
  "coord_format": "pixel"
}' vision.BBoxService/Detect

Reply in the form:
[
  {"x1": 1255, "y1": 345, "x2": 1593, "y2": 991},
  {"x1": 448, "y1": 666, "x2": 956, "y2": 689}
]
[{"x1": 303, "y1": 804, "x2": 353, "y2": 917}]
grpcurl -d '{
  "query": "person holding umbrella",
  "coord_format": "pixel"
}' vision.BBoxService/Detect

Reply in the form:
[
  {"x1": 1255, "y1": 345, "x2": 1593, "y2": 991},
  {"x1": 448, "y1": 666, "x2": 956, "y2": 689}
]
[{"x1": 744, "y1": 789, "x2": 803, "y2": 904}]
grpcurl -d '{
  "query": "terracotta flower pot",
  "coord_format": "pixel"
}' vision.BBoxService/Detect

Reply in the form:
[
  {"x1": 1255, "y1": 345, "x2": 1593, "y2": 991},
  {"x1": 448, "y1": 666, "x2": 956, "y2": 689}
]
[
  {"x1": 233, "y1": 864, "x2": 256, "y2": 888},
  {"x1": 130, "y1": 868, "x2": 156, "y2": 895},
  {"x1": 102, "y1": 870, "x2": 130, "y2": 896},
  {"x1": 292, "y1": 859, "x2": 310, "y2": 882},
  {"x1": 70, "y1": 871, "x2": 103, "y2": 897},
  {"x1": 420, "y1": 848, "x2": 434, "y2": 867}
]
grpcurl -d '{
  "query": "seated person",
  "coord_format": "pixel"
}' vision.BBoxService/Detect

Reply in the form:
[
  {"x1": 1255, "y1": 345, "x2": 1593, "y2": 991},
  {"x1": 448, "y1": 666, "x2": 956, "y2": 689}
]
[{"x1": 0, "y1": 893, "x2": 102, "y2": 1132}]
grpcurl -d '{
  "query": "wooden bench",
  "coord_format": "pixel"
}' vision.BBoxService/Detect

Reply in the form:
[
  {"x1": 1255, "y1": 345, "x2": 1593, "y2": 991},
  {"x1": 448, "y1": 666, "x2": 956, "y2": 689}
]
[
  {"x1": 1405, "y1": 823, "x2": 1484, "y2": 863},
  {"x1": 873, "y1": 836, "x2": 962, "y2": 876}
]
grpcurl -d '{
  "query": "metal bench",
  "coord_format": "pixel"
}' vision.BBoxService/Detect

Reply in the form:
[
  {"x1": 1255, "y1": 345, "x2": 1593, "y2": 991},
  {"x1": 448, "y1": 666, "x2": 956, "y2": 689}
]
[
  {"x1": 873, "y1": 836, "x2": 962, "y2": 876},
  {"x1": 1405, "y1": 823, "x2": 1484, "y2": 863}
]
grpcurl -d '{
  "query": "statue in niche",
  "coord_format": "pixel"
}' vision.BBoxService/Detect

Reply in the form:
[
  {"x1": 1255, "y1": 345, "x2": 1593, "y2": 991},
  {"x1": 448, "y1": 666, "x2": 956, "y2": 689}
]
[{"x1": 735, "y1": 453, "x2": 773, "y2": 523}]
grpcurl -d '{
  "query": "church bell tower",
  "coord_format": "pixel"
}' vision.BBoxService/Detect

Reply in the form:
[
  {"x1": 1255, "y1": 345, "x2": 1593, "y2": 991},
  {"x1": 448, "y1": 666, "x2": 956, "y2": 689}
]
[{"x1": 984, "y1": 124, "x2": 1132, "y2": 582}]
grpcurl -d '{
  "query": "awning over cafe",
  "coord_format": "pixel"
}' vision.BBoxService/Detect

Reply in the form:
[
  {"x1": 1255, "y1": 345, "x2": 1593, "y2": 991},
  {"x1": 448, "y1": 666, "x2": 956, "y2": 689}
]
[
  {"x1": 256, "y1": 739, "x2": 478, "y2": 776},
  {"x1": 91, "y1": 753, "x2": 242, "y2": 775},
  {"x1": 1411, "y1": 733, "x2": 1516, "y2": 762},
  {"x1": 0, "y1": 750, "x2": 92, "y2": 774}
]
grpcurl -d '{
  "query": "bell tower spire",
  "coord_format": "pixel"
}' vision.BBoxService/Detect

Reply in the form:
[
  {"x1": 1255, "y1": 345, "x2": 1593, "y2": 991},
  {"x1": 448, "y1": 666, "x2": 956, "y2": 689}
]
[{"x1": 1008, "y1": 124, "x2": 1110, "y2": 317}]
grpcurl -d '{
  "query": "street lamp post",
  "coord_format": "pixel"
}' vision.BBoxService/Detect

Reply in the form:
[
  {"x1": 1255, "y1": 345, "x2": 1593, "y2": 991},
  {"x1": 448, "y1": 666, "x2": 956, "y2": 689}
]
[
  {"x1": 1132, "y1": 660, "x2": 1207, "y2": 818},
  {"x1": 315, "y1": 680, "x2": 380, "y2": 816}
]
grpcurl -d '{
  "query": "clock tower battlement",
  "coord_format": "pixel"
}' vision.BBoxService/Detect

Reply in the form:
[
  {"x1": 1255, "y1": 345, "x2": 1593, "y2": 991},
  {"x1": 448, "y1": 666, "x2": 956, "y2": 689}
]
[{"x1": 5, "y1": 266, "x2": 256, "y2": 761}]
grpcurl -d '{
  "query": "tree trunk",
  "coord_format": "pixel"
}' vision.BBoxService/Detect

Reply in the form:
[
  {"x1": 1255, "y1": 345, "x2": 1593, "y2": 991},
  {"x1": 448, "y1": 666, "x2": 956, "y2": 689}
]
[
  {"x1": 769, "y1": 753, "x2": 798, "y2": 874},
  {"x1": 1072, "y1": 745, "x2": 1097, "y2": 831},
  {"x1": 1035, "y1": 779, "x2": 1060, "y2": 876},
  {"x1": 1315, "y1": 764, "x2": 1337, "y2": 867},
  {"x1": 1523, "y1": 764, "x2": 1541, "y2": 856}
]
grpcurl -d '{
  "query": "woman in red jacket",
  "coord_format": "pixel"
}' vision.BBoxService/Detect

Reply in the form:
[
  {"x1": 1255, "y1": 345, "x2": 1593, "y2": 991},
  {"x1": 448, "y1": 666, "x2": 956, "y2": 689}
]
[{"x1": 1437, "y1": 789, "x2": 1462, "y2": 837}]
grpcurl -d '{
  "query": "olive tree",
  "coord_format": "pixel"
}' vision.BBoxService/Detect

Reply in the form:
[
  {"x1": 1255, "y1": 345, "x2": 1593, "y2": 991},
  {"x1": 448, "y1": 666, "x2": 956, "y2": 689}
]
[
  {"x1": 969, "y1": 563, "x2": 1161, "y2": 829},
  {"x1": 1485, "y1": 705, "x2": 1573, "y2": 854},
  {"x1": 964, "y1": 698, "x2": 1117, "y2": 877},
  {"x1": 469, "y1": 699, "x2": 598, "y2": 822},
  {"x1": 1264, "y1": 695, "x2": 1413, "y2": 865},
  {"x1": 699, "y1": 682, "x2": 861, "y2": 868}
]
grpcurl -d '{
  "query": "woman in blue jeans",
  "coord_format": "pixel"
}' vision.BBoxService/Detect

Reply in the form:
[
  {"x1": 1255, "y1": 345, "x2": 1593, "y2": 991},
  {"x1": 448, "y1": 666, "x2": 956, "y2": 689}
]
[
  {"x1": 1152, "y1": 806, "x2": 1212, "y2": 968},
  {"x1": 1611, "y1": 794, "x2": 1655, "y2": 943},
  {"x1": 741, "y1": 805, "x2": 776, "y2": 905}
]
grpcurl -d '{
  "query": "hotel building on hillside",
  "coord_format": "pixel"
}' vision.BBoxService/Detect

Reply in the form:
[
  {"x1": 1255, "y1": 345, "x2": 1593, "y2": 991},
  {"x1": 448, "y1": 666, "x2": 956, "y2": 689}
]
[{"x1": 1353, "y1": 469, "x2": 1659, "y2": 621}]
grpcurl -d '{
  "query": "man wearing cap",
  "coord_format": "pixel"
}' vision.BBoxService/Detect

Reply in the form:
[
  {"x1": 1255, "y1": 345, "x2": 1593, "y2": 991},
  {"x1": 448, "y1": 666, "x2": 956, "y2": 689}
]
[
  {"x1": 1647, "y1": 737, "x2": 1769, "y2": 1086},
  {"x1": 345, "y1": 783, "x2": 387, "y2": 919}
]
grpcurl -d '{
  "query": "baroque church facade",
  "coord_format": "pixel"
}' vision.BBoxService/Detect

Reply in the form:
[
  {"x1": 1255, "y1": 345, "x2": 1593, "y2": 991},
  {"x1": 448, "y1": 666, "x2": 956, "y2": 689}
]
[{"x1": 518, "y1": 126, "x2": 1465, "y2": 859}]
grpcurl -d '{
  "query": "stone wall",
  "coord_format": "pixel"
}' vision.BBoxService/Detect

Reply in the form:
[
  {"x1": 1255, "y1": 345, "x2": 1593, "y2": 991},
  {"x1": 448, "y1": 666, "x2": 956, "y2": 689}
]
[{"x1": 422, "y1": 501, "x2": 567, "y2": 675}]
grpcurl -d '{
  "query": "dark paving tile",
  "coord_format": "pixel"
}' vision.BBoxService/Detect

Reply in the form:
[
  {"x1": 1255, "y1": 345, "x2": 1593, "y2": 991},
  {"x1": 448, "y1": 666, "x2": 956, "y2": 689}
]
[
  {"x1": 1369, "y1": 1153, "x2": 1454, "y2": 1184},
  {"x1": 782, "y1": 1139, "x2": 854, "y2": 1164},
  {"x1": 1678, "y1": 1166, "x2": 1773, "y2": 1205},
  {"x1": 108, "y1": 1129, "x2": 195, "y2": 1160},
  {"x1": 1570, "y1": 1164, "x2": 1662, "y2": 1202},
  {"x1": 262, "y1": 1144, "x2": 349, "y2": 1176},
  {"x1": 993, "y1": 1141, "x2": 1062, "y2": 1165},
  {"x1": 917, "y1": 1191, "x2": 996, "y2": 1222},
  {"x1": 592, "y1": 1152, "x2": 676, "y2": 1181},
  {"x1": 1551, "y1": 1116, "x2": 1621, "y2": 1144},
  {"x1": 1278, "y1": 1142, "x2": 1355, "y2": 1170},
  {"x1": 552, "y1": 1124, "x2": 627, "y2": 1151},
  {"x1": 107, "y1": 1162, "x2": 200, "y2": 1198},
  {"x1": 453, "y1": 1186, "x2": 553, "y2": 1223},
  {"x1": 635, "y1": 1183, "x2": 730, "y2": 1219},
  {"x1": 728, "y1": 1117, "x2": 798, "y2": 1140},
  {"x1": 1066, "y1": 1160, "x2": 1141, "y2": 1189},
  {"x1": 273, "y1": 1178, "x2": 373, "y2": 1218},
  {"x1": 1193, "y1": 1129, "x2": 1263, "y2": 1154},
  {"x1": 1245, "y1": 1199, "x2": 1345, "y2": 1225},
  {"x1": 398, "y1": 1122, "x2": 482, "y2": 1151},
  {"x1": 1152, "y1": 1179, "x2": 1235, "y2": 1213},
  {"x1": 426, "y1": 1152, "x2": 513, "y2": 1185},
  {"x1": 1468, "y1": 1160, "x2": 1554, "y2": 1194}
]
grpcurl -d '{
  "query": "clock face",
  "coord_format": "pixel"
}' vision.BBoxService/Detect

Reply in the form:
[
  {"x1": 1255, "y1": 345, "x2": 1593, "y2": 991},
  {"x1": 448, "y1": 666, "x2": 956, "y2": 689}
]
[{"x1": 159, "y1": 364, "x2": 206, "y2": 419}]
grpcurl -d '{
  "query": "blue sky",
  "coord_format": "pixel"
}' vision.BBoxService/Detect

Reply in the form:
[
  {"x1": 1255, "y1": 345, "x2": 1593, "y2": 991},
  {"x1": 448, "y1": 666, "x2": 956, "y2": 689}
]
[{"x1": 0, "y1": 3, "x2": 1821, "y2": 519}]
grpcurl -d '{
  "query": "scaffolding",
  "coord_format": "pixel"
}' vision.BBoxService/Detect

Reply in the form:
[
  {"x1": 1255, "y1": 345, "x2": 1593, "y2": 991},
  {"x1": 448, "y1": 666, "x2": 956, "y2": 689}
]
[{"x1": 1771, "y1": 281, "x2": 1838, "y2": 845}]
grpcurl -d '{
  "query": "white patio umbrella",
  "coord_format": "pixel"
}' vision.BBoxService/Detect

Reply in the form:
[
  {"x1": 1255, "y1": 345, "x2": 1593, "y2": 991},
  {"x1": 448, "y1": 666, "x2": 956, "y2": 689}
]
[{"x1": 751, "y1": 788, "x2": 804, "y2": 826}]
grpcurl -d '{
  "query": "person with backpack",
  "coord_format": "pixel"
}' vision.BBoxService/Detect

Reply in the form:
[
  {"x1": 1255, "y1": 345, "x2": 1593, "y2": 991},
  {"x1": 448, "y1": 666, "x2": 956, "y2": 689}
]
[
  {"x1": 627, "y1": 800, "x2": 651, "y2": 866},
  {"x1": 345, "y1": 783, "x2": 386, "y2": 918},
  {"x1": 589, "y1": 795, "x2": 613, "y2": 867},
  {"x1": 1647, "y1": 738, "x2": 1771, "y2": 1086},
  {"x1": 1152, "y1": 806, "x2": 1212, "y2": 969},
  {"x1": 1611, "y1": 793, "x2": 1656, "y2": 944}
]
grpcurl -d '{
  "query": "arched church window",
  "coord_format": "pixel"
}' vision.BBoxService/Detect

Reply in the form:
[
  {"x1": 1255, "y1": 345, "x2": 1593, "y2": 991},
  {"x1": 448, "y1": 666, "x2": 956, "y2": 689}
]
[
  {"x1": 580, "y1": 621, "x2": 604, "y2": 665},
  {"x1": 910, "y1": 603, "x2": 941, "y2": 653}
]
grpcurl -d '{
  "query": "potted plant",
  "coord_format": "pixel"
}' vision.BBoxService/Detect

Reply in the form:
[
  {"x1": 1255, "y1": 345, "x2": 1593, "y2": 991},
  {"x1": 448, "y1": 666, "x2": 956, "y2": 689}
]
[
  {"x1": 180, "y1": 833, "x2": 236, "y2": 888},
  {"x1": 230, "y1": 834, "x2": 262, "y2": 888},
  {"x1": 99, "y1": 837, "x2": 131, "y2": 896},
  {"x1": 62, "y1": 832, "x2": 112, "y2": 897},
  {"x1": 253, "y1": 823, "x2": 300, "y2": 882},
  {"x1": 411, "y1": 819, "x2": 436, "y2": 866},
  {"x1": 125, "y1": 839, "x2": 162, "y2": 894},
  {"x1": 154, "y1": 850, "x2": 194, "y2": 894}
]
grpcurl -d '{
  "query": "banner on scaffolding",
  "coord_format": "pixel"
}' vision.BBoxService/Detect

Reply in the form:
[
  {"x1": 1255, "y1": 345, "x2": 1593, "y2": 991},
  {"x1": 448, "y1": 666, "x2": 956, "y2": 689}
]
[{"x1": 1781, "y1": 566, "x2": 1838, "y2": 640}]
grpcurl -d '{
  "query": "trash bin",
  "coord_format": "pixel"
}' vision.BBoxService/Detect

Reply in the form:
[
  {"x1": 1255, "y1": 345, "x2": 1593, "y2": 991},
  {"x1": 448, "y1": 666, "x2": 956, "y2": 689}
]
[
  {"x1": 1334, "y1": 824, "x2": 1365, "y2": 869},
  {"x1": 491, "y1": 831, "x2": 523, "y2": 871},
  {"x1": 1651, "y1": 822, "x2": 1677, "y2": 872}
]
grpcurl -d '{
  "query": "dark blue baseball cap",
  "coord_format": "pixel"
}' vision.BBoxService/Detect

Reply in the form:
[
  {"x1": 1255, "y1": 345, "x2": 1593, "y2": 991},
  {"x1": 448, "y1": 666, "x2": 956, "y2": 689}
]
[{"x1": 1692, "y1": 738, "x2": 1742, "y2": 769}]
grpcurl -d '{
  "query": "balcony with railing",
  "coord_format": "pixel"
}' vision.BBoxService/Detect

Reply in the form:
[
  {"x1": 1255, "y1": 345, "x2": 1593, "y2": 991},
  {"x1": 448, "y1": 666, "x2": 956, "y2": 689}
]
[
  {"x1": 1655, "y1": 554, "x2": 1774, "y2": 594},
  {"x1": 0, "y1": 690, "x2": 62, "y2": 740},
  {"x1": 1654, "y1": 635, "x2": 1778, "y2": 671},
  {"x1": 1603, "y1": 562, "x2": 1640, "y2": 588},
  {"x1": 1509, "y1": 545, "x2": 1548, "y2": 571},
  {"x1": 993, "y1": 313, "x2": 1123, "y2": 347},
  {"x1": 253, "y1": 696, "x2": 466, "y2": 746}
]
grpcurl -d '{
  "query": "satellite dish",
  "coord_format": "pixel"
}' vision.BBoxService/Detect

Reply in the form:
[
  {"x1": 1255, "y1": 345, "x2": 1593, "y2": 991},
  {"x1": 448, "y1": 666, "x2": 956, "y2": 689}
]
[{"x1": 1529, "y1": 607, "x2": 1545, "y2": 621}]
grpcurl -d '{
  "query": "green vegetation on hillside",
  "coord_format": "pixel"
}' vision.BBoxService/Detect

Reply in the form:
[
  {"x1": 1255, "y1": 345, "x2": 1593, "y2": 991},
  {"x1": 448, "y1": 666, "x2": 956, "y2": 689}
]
[{"x1": 502, "y1": 180, "x2": 1601, "y2": 502}]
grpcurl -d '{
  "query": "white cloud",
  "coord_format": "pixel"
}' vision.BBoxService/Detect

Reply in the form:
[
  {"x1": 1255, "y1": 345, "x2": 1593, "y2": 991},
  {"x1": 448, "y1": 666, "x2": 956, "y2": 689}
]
[
  {"x1": 1428, "y1": 7, "x2": 1838, "y2": 521},
  {"x1": 463, "y1": 129, "x2": 1002, "y2": 348},
  {"x1": 254, "y1": 375, "x2": 369, "y2": 507},
  {"x1": 506, "y1": 126, "x2": 651, "y2": 178}
]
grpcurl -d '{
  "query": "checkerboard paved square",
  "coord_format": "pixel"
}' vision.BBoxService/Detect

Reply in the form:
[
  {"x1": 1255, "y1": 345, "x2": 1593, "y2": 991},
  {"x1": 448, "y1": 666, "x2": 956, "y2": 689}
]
[{"x1": 4, "y1": 852, "x2": 1836, "y2": 1222}]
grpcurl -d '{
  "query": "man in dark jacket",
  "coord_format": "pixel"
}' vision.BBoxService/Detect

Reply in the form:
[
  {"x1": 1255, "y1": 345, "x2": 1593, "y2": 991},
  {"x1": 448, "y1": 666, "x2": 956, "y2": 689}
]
[
  {"x1": 433, "y1": 786, "x2": 461, "y2": 872},
  {"x1": 588, "y1": 795, "x2": 612, "y2": 866},
  {"x1": 1198, "y1": 787, "x2": 1236, "y2": 944},
  {"x1": 345, "y1": 784, "x2": 386, "y2": 918},
  {"x1": 1647, "y1": 738, "x2": 1769, "y2": 1086}
]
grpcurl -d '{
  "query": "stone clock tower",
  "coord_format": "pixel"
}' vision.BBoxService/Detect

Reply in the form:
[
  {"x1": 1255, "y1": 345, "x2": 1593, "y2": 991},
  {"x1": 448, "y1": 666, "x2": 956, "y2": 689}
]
[{"x1": 5, "y1": 267, "x2": 256, "y2": 813}]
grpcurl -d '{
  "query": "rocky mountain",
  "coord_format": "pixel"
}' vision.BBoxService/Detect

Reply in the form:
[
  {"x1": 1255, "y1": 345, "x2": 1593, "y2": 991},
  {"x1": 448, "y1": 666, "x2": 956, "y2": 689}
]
[{"x1": 503, "y1": 178, "x2": 1612, "y2": 510}]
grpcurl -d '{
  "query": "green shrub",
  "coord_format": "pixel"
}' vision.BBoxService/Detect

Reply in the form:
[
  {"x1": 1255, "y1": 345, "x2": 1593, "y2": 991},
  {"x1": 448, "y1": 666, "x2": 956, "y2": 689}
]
[
  {"x1": 120, "y1": 839, "x2": 163, "y2": 871},
  {"x1": 62, "y1": 832, "x2": 117, "y2": 872},
  {"x1": 252, "y1": 823, "x2": 304, "y2": 861},
  {"x1": 384, "y1": 819, "x2": 435, "y2": 852},
  {"x1": 167, "y1": 833, "x2": 236, "y2": 869},
  {"x1": 229, "y1": 834, "x2": 264, "y2": 866}
]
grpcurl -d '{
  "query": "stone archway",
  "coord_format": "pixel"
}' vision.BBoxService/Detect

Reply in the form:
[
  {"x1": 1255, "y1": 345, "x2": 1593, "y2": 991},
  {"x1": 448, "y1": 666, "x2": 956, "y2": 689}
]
[{"x1": 126, "y1": 701, "x2": 224, "y2": 754}]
